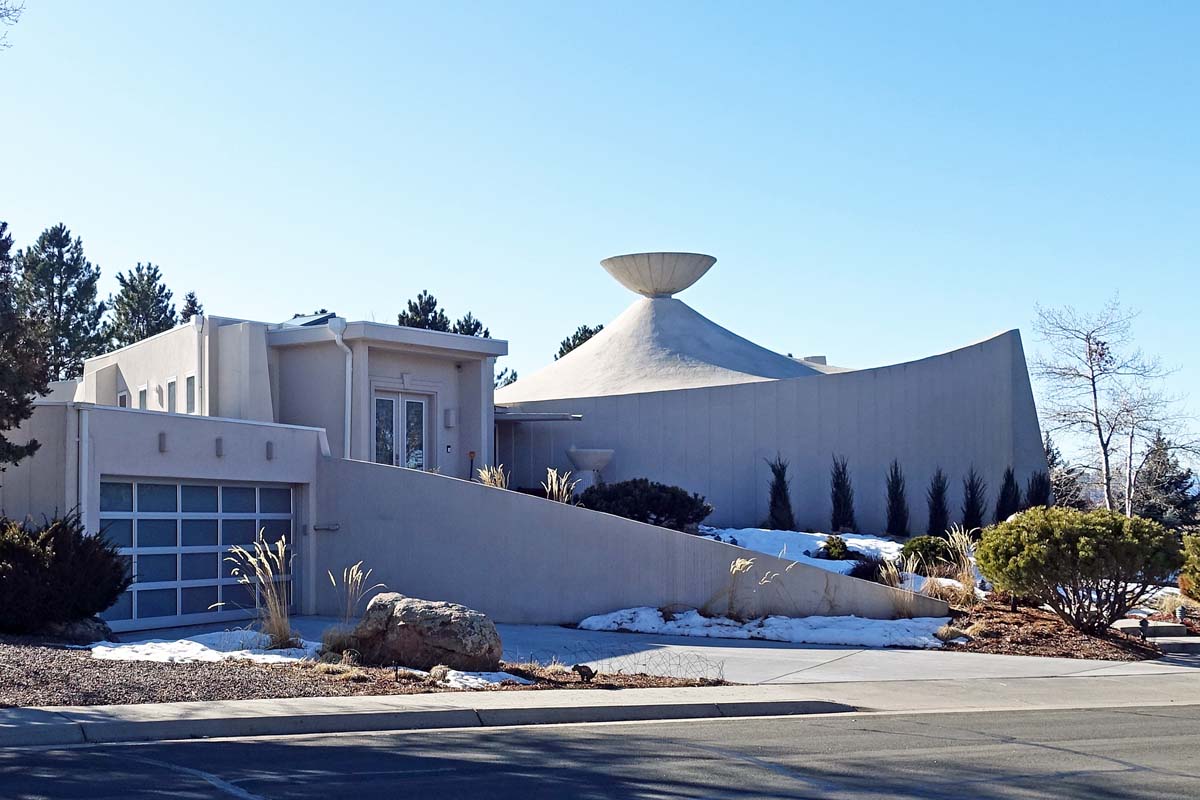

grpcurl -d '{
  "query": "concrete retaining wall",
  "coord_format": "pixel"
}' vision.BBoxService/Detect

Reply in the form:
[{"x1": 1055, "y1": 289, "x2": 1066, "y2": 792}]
[
  {"x1": 497, "y1": 330, "x2": 1046, "y2": 532},
  {"x1": 309, "y1": 458, "x2": 947, "y2": 624}
]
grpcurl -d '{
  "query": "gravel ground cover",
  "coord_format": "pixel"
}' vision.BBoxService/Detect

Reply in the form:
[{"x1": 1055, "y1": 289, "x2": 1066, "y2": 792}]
[
  {"x1": 942, "y1": 599, "x2": 1162, "y2": 661},
  {"x1": 0, "y1": 635, "x2": 721, "y2": 708}
]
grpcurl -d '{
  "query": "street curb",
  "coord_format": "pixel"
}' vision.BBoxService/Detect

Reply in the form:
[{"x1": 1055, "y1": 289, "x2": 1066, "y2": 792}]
[{"x1": 0, "y1": 699, "x2": 856, "y2": 748}]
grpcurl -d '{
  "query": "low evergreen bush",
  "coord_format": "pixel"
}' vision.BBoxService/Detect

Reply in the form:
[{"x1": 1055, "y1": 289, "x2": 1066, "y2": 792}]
[
  {"x1": 977, "y1": 507, "x2": 1183, "y2": 633},
  {"x1": 823, "y1": 534, "x2": 850, "y2": 560},
  {"x1": 579, "y1": 478, "x2": 713, "y2": 532},
  {"x1": 900, "y1": 535, "x2": 954, "y2": 573},
  {"x1": 846, "y1": 554, "x2": 888, "y2": 583},
  {"x1": 1181, "y1": 534, "x2": 1200, "y2": 601},
  {"x1": 0, "y1": 514, "x2": 132, "y2": 634}
]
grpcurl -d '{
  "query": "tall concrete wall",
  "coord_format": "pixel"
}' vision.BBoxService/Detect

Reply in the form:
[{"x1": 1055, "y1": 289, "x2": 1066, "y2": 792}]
[
  {"x1": 309, "y1": 458, "x2": 947, "y2": 624},
  {"x1": 0, "y1": 405, "x2": 71, "y2": 520},
  {"x1": 497, "y1": 330, "x2": 1046, "y2": 532}
]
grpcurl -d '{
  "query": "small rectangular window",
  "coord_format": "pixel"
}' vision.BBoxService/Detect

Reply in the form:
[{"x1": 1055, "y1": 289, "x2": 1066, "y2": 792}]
[
  {"x1": 166, "y1": 379, "x2": 177, "y2": 413},
  {"x1": 186, "y1": 376, "x2": 196, "y2": 414},
  {"x1": 137, "y1": 483, "x2": 178, "y2": 513},
  {"x1": 138, "y1": 387, "x2": 148, "y2": 410},
  {"x1": 100, "y1": 482, "x2": 134, "y2": 512},
  {"x1": 117, "y1": 392, "x2": 129, "y2": 408}
]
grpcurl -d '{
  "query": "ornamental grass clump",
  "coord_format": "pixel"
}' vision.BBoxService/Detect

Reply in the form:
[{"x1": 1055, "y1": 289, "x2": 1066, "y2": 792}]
[
  {"x1": 226, "y1": 534, "x2": 296, "y2": 650},
  {"x1": 477, "y1": 464, "x2": 509, "y2": 489},
  {"x1": 976, "y1": 507, "x2": 1183, "y2": 634},
  {"x1": 541, "y1": 467, "x2": 579, "y2": 503}
]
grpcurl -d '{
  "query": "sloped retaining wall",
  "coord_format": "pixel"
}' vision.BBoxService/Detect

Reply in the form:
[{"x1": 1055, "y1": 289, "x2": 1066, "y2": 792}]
[{"x1": 308, "y1": 459, "x2": 947, "y2": 625}]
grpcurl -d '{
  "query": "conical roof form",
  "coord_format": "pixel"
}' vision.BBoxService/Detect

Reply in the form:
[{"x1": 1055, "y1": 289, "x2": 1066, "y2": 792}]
[{"x1": 496, "y1": 253, "x2": 827, "y2": 403}]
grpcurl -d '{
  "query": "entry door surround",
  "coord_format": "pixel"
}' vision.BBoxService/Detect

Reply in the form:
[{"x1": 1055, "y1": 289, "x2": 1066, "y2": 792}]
[{"x1": 372, "y1": 387, "x2": 432, "y2": 470}]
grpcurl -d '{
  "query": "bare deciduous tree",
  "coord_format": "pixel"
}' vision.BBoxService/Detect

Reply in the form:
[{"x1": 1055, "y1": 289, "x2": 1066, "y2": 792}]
[
  {"x1": 1034, "y1": 297, "x2": 1168, "y2": 512},
  {"x1": 0, "y1": 1, "x2": 23, "y2": 50}
]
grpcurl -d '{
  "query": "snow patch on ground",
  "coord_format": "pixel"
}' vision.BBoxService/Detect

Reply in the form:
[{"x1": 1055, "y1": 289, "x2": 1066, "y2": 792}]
[
  {"x1": 701, "y1": 527, "x2": 903, "y2": 575},
  {"x1": 441, "y1": 670, "x2": 534, "y2": 689},
  {"x1": 90, "y1": 630, "x2": 321, "y2": 664},
  {"x1": 579, "y1": 607, "x2": 951, "y2": 649}
]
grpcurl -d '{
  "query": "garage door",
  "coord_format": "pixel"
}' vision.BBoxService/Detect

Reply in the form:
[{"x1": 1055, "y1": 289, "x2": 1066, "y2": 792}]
[{"x1": 97, "y1": 479, "x2": 294, "y2": 632}]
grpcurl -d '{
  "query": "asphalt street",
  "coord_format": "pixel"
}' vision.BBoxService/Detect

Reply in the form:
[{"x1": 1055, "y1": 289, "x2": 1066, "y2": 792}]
[{"x1": 2, "y1": 705, "x2": 1197, "y2": 799}]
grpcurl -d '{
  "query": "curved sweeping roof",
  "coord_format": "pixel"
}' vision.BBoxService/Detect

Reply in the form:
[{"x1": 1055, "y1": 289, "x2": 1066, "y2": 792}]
[{"x1": 496, "y1": 253, "x2": 841, "y2": 403}]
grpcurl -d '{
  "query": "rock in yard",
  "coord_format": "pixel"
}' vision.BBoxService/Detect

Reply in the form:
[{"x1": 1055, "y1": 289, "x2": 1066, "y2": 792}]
[
  {"x1": 42, "y1": 616, "x2": 115, "y2": 644},
  {"x1": 352, "y1": 593, "x2": 502, "y2": 671}
]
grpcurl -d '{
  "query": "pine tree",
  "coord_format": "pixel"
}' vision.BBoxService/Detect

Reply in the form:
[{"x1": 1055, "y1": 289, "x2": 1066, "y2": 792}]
[
  {"x1": 1045, "y1": 432, "x2": 1089, "y2": 509},
  {"x1": 555, "y1": 324, "x2": 603, "y2": 360},
  {"x1": 1025, "y1": 471, "x2": 1052, "y2": 507},
  {"x1": 179, "y1": 291, "x2": 204, "y2": 322},
  {"x1": 961, "y1": 466, "x2": 988, "y2": 531},
  {"x1": 1131, "y1": 432, "x2": 1199, "y2": 529},
  {"x1": 451, "y1": 312, "x2": 490, "y2": 338},
  {"x1": 16, "y1": 223, "x2": 105, "y2": 380},
  {"x1": 926, "y1": 467, "x2": 950, "y2": 537},
  {"x1": 397, "y1": 290, "x2": 450, "y2": 331},
  {"x1": 994, "y1": 466, "x2": 1022, "y2": 522},
  {"x1": 494, "y1": 368, "x2": 518, "y2": 389},
  {"x1": 765, "y1": 454, "x2": 796, "y2": 531},
  {"x1": 830, "y1": 455, "x2": 857, "y2": 532},
  {"x1": 885, "y1": 460, "x2": 910, "y2": 537},
  {"x1": 0, "y1": 222, "x2": 49, "y2": 469},
  {"x1": 104, "y1": 263, "x2": 177, "y2": 348}
]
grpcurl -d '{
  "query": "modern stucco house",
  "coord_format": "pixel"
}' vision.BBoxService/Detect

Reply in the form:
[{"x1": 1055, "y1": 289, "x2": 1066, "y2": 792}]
[
  {"x1": 497, "y1": 253, "x2": 1047, "y2": 532},
  {"x1": 5, "y1": 252, "x2": 1040, "y2": 633}
]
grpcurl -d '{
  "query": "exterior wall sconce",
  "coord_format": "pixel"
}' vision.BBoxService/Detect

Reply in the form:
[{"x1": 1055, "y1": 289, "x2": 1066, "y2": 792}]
[
  {"x1": 266, "y1": 441, "x2": 275, "y2": 460},
  {"x1": 158, "y1": 432, "x2": 167, "y2": 453},
  {"x1": 215, "y1": 437, "x2": 224, "y2": 457}
]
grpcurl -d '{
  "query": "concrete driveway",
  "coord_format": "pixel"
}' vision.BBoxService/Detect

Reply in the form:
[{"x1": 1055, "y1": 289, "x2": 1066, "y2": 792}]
[{"x1": 127, "y1": 616, "x2": 1200, "y2": 685}]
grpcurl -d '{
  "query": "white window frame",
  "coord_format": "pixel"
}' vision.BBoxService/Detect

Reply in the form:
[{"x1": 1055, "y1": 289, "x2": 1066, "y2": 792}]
[
  {"x1": 184, "y1": 372, "x2": 197, "y2": 415},
  {"x1": 165, "y1": 376, "x2": 177, "y2": 414},
  {"x1": 116, "y1": 391, "x2": 129, "y2": 409},
  {"x1": 137, "y1": 384, "x2": 149, "y2": 410}
]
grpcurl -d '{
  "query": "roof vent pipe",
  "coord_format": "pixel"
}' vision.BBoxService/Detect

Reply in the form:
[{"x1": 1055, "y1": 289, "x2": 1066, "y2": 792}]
[{"x1": 329, "y1": 317, "x2": 352, "y2": 459}]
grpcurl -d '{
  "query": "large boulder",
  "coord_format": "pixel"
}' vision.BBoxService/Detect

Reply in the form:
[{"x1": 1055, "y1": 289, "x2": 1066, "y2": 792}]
[{"x1": 352, "y1": 593, "x2": 502, "y2": 671}]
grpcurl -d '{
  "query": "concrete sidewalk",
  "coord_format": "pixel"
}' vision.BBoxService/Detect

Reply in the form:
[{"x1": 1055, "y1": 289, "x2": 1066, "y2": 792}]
[{"x1": 4, "y1": 670, "x2": 1198, "y2": 748}]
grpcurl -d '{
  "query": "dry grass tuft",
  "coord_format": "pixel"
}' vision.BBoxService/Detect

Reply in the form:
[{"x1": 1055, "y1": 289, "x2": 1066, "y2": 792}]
[
  {"x1": 1156, "y1": 592, "x2": 1200, "y2": 617},
  {"x1": 328, "y1": 561, "x2": 385, "y2": 627},
  {"x1": 225, "y1": 534, "x2": 296, "y2": 650},
  {"x1": 966, "y1": 620, "x2": 998, "y2": 638},
  {"x1": 477, "y1": 464, "x2": 510, "y2": 489},
  {"x1": 541, "y1": 468, "x2": 579, "y2": 503},
  {"x1": 935, "y1": 624, "x2": 970, "y2": 642}
]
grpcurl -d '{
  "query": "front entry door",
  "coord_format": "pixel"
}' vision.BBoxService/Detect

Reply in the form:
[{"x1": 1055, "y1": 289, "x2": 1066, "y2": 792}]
[{"x1": 373, "y1": 391, "x2": 429, "y2": 470}]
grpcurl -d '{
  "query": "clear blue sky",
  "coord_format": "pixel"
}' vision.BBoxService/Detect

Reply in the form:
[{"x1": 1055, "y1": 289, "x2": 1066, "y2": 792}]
[{"x1": 4, "y1": 2, "x2": 1197, "y2": 433}]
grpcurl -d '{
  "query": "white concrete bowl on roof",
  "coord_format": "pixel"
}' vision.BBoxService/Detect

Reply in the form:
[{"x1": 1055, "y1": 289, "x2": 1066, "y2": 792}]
[{"x1": 600, "y1": 252, "x2": 717, "y2": 297}]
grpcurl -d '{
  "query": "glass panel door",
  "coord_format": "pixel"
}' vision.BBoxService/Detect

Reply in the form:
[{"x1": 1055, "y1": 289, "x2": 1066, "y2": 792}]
[
  {"x1": 374, "y1": 394, "x2": 397, "y2": 466},
  {"x1": 403, "y1": 398, "x2": 427, "y2": 470}
]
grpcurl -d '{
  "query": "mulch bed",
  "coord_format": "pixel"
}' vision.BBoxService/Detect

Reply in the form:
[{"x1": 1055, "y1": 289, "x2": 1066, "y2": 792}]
[
  {"x1": 0, "y1": 635, "x2": 721, "y2": 709},
  {"x1": 940, "y1": 599, "x2": 1163, "y2": 661}
]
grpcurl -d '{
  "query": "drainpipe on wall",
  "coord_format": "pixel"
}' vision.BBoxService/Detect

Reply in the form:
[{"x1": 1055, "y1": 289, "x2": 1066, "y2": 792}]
[
  {"x1": 193, "y1": 314, "x2": 205, "y2": 415},
  {"x1": 78, "y1": 406, "x2": 89, "y2": 531},
  {"x1": 329, "y1": 317, "x2": 352, "y2": 459}
]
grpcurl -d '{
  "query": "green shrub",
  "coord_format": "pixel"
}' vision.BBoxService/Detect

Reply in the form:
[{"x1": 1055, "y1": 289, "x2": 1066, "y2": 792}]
[
  {"x1": 0, "y1": 514, "x2": 131, "y2": 634},
  {"x1": 1025, "y1": 470, "x2": 1052, "y2": 508},
  {"x1": 994, "y1": 466, "x2": 1022, "y2": 522},
  {"x1": 900, "y1": 535, "x2": 953, "y2": 573},
  {"x1": 976, "y1": 507, "x2": 1182, "y2": 633},
  {"x1": 926, "y1": 467, "x2": 950, "y2": 536},
  {"x1": 830, "y1": 455, "x2": 856, "y2": 532},
  {"x1": 846, "y1": 554, "x2": 887, "y2": 583},
  {"x1": 961, "y1": 466, "x2": 988, "y2": 531},
  {"x1": 1181, "y1": 534, "x2": 1200, "y2": 601},
  {"x1": 823, "y1": 534, "x2": 850, "y2": 560},
  {"x1": 764, "y1": 455, "x2": 796, "y2": 531},
  {"x1": 579, "y1": 478, "x2": 713, "y2": 532},
  {"x1": 885, "y1": 460, "x2": 910, "y2": 538}
]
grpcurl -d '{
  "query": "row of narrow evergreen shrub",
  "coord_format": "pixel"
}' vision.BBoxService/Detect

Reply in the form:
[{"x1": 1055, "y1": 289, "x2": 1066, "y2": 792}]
[{"x1": 766, "y1": 455, "x2": 1051, "y2": 537}]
